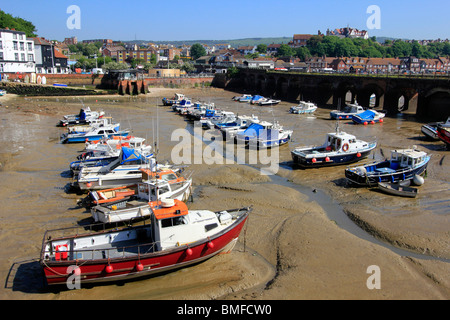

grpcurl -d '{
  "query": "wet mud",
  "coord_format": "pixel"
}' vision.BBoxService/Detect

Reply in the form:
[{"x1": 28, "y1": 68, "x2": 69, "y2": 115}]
[{"x1": 0, "y1": 88, "x2": 448, "y2": 300}]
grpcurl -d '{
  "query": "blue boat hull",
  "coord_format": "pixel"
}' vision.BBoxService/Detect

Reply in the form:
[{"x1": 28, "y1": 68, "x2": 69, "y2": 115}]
[
  {"x1": 62, "y1": 132, "x2": 129, "y2": 144},
  {"x1": 345, "y1": 159, "x2": 430, "y2": 186},
  {"x1": 292, "y1": 149, "x2": 373, "y2": 168}
]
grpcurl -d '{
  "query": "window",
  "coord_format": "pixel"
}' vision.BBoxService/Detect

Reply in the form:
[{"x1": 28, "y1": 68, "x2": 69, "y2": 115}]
[
  {"x1": 0, "y1": 41, "x2": 2, "y2": 49},
  {"x1": 15, "y1": 53, "x2": 19, "y2": 61},
  {"x1": 28, "y1": 54, "x2": 33, "y2": 61},
  {"x1": 21, "y1": 53, "x2": 25, "y2": 61},
  {"x1": 13, "y1": 41, "x2": 18, "y2": 50},
  {"x1": 161, "y1": 216, "x2": 186, "y2": 228},
  {"x1": 0, "y1": 52, "x2": 3, "y2": 60},
  {"x1": 27, "y1": 43, "x2": 32, "y2": 51},
  {"x1": 20, "y1": 42, "x2": 25, "y2": 51}
]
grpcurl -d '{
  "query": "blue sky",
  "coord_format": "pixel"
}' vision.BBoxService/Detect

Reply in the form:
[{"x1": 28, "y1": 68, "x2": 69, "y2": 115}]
[{"x1": 2, "y1": 0, "x2": 449, "y2": 41}]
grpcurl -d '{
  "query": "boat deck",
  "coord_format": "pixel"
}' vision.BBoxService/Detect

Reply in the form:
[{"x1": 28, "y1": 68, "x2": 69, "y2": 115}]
[{"x1": 73, "y1": 240, "x2": 155, "y2": 261}]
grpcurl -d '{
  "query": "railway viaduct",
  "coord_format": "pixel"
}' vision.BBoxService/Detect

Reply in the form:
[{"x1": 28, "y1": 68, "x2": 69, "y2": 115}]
[{"x1": 225, "y1": 69, "x2": 450, "y2": 120}]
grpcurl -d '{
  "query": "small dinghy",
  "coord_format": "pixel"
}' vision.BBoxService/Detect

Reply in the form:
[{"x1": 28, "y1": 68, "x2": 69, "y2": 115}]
[{"x1": 377, "y1": 182, "x2": 418, "y2": 198}]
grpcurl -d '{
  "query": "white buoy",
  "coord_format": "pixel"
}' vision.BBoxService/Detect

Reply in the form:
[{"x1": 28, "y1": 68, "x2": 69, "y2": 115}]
[{"x1": 413, "y1": 175, "x2": 424, "y2": 186}]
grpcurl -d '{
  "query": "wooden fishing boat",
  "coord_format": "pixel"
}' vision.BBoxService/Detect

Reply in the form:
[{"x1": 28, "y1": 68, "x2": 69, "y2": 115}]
[
  {"x1": 40, "y1": 200, "x2": 251, "y2": 286},
  {"x1": 77, "y1": 185, "x2": 137, "y2": 209},
  {"x1": 345, "y1": 147, "x2": 430, "y2": 187},
  {"x1": 289, "y1": 101, "x2": 317, "y2": 114},
  {"x1": 437, "y1": 123, "x2": 450, "y2": 149},
  {"x1": 89, "y1": 168, "x2": 193, "y2": 223},
  {"x1": 291, "y1": 129, "x2": 376, "y2": 168},
  {"x1": 421, "y1": 117, "x2": 450, "y2": 140},
  {"x1": 377, "y1": 182, "x2": 418, "y2": 198}
]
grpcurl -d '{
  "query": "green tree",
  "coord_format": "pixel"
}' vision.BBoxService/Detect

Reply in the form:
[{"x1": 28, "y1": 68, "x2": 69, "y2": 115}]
[
  {"x1": 83, "y1": 43, "x2": 99, "y2": 57},
  {"x1": 276, "y1": 44, "x2": 295, "y2": 57},
  {"x1": 0, "y1": 10, "x2": 37, "y2": 37},
  {"x1": 294, "y1": 46, "x2": 311, "y2": 60},
  {"x1": 102, "y1": 61, "x2": 130, "y2": 70},
  {"x1": 227, "y1": 66, "x2": 240, "y2": 78},
  {"x1": 181, "y1": 62, "x2": 196, "y2": 73},
  {"x1": 256, "y1": 44, "x2": 267, "y2": 54},
  {"x1": 190, "y1": 43, "x2": 206, "y2": 60}
]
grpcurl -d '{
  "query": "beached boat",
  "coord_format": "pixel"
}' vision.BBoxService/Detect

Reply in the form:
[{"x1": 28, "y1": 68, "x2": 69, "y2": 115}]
[
  {"x1": 75, "y1": 147, "x2": 154, "y2": 191},
  {"x1": 289, "y1": 101, "x2": 317, "y2": 114},
  {"x1": 421, "y1": 117, "x2": 450, "y2": 140},
  {"x1": 78, "y1": 185, "x2": 138, "y2": 209},
  {"x1": 345, "y1": 147, "x2": 430, "y2": 187},
  {"x1": 219, "y1": 115, "x2": 260, "y2": 141},
  {"x1": 90, "y1": 169, "x2": 193, "y2": 223},
  {"x1": 70, "y1": 136, "x2": 153, "y2": 175},
  {"x1": 291, "y1": 129, "x2": 377, "y2": 168},
  {"x1": 65, "y1": 117, "x2": 115, "y2": 134},
  {"x1": 199, "y1": 110, "x2": 235, "y2": 128},
  {"x1": 236, "y1": 121, "x2": 292, "y2": 148},
  {"x1": 39, "y1": 200, "x2": 251, "y2": 285},
  {"x1": 232, "y1": 94, "x2": 252, "y2": 102},
  {"x1": 330, "y1": 103, "x2": 365, "y2": 120},
  {"x1": 351, "y1": 109, "x2": 385, "y2": 125},
  {"x1": 172, "y1": 99, "x2": 195, "y2": 113},
  {"x1": 204, "y1": 111, "x2": 236, "y2": 130},
  {"x1": 60, "y1": 123, "x2": 129, "y2": 144},
  {"x1": 259, "y1": 99, "x2": 281, "y2": 106},
  {"x1": 78, "y1": 166, "x2": 189, "y2": 209},
  {"x1": 437, "y1": 123, "x2": 450, "y2": 149},
  {"x1": 58, "y1": 107, "x2": 105, "y2": 127},
  {"x1": 377, "y1": 182, "x2": 418, "y2": 198},
  {"x1": 250, "y1": 95, "x2": 265, "y2": 104},
  {"x1": 162, "y1": 93, "x2": 185, "y2": 106}
]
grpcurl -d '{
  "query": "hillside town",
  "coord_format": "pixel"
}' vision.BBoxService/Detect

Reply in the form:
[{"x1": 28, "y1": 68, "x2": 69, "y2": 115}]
[{"x1": 1, "y1": 25, "x2": 450, "y2": 81}]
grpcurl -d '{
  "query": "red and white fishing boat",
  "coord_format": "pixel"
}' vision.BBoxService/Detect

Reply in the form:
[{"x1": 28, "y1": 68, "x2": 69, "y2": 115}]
[
  {"x1": 437, "y1": 123, "x2": 450, "y2": 150},
  {"x1": 39, "y1": 200, "x2": 250, "y2": 286}
]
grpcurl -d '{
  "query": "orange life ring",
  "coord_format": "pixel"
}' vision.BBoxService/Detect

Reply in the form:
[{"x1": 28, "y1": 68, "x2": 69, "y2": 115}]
[{"x1": 342, "y1": 143, "x2": 349, "y2": 152}]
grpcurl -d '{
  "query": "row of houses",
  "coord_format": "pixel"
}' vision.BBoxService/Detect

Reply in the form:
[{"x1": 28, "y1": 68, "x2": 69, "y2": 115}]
[
  {"x1": 192, "y1": 50, "x2": 450, "y2": 75},
  {"x1": 306, "y1": 56, "x2": 450, "y2": 74},
  {"x1": 0, "y1": 28, "x2": 69, "y2": 74}
]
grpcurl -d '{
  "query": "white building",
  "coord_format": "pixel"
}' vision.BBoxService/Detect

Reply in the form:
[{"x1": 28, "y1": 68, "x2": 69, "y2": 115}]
[{"x1": 0, "y1": 28, "x2": 35, "y2": 73}]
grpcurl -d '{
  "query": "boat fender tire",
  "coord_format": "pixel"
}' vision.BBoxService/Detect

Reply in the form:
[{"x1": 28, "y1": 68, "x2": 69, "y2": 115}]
[{"x1": 342, "y1": 143, "x2": 349, "y2": 152}]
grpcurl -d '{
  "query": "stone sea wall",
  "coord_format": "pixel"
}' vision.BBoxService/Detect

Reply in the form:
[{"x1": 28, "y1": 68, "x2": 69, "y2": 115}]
[{"x1": 0, "y1": 81, "x2": 106, "y2": 96}]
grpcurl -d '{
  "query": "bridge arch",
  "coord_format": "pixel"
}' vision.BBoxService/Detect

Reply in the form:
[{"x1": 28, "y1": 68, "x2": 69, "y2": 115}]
[
  {"x1": 384, "y1": 87, "x2": 418, "y2": 115},
  {"x1": 265, "y1": 75, "x2": 277, "y2": 97},
  {"x1": 418, "y1": 88, "x2": 450, "y2": 119},
  {"x1": 276, "y1": 76, "x2": 288, "y2": 98},
  {"x1": 255, "y1": 75, "x2": 266, "y2": 93},
  {"x1": 334, "y1": 81, "x2": 358, "y2": 108},
  {"x1": 358, "y1": 83, "x2": 385, "y2": 109}
]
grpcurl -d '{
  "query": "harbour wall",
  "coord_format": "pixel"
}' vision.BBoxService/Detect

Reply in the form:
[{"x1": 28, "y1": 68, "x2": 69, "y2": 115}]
[{"x1": 0, "y1": 81, "x2": 104, "y2": 96}]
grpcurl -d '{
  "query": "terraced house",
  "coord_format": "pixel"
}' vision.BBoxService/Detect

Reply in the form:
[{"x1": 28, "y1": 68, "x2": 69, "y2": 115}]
[{"x1": 0, "y1": 28, "x2": 35, "y2": 73}]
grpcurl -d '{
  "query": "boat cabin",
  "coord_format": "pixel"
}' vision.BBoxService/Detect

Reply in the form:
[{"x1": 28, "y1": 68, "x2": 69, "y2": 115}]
[
  {"x1": 389, "y1": 149, "x2": 428, "y2": 169},
  {"x1": 137, "y1": 169, "x2": 187, "y2": 201},
  {"x1": 324, "y1": 132, "x2": 358, "y2": 152},
  {"x1": 149, "y1": 200, "x2": 226, "y2": 251}
]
